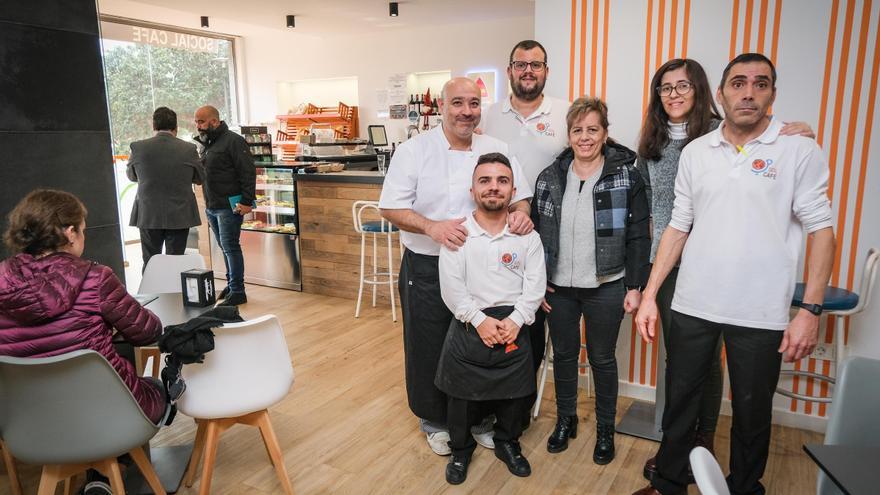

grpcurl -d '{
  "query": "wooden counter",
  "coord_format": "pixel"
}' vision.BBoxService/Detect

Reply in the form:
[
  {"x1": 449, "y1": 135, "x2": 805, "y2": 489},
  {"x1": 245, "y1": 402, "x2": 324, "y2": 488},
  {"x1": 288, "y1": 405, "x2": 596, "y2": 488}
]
[{"x1": 296, "y1": 171, "x2": 401, "y2": 304}]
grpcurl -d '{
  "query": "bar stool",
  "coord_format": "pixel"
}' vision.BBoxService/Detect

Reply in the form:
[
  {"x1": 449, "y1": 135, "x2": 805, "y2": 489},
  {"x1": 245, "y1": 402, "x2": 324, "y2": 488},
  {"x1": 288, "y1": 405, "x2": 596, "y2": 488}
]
[
  {"x1": 777, "y1": 247, "x2": 879, "y2": 403},
  {"x1": 533, "y1": 319, "x2": 592, "y2": 418},
  {"x1": 352, "y1": 201, "x2": 402, "y2": 322}
]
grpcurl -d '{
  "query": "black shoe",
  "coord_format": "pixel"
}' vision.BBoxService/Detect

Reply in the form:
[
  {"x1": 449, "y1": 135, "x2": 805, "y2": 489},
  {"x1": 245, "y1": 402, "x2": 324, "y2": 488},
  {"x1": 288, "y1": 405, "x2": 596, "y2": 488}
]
[
  {"x1": 643, "y1": 455, "x2": 658, "y2": 481},
  {"x1": 218, "y1": 286, "x2": 230, "y2": 300},
  {"x1": 445, "y1": 455, "x2": 470, "y2": 485},
  {"x1": 494, "y1": 441, "x2": 531, "y2": 477},
  {"x1": 218, "y1": 292, "x2": 247, "y2": 306},
  {"x1": 547, "y1": 415, "x2": 578, "y2": 453},
  {"x1": 593, "y1": 423, "x2": 615, "y2": 465}
]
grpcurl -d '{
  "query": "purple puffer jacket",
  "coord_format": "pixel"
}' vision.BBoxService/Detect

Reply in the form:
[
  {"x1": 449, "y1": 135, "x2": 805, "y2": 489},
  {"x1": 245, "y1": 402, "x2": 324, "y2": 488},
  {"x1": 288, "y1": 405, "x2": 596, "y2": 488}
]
[{"x1": 0, "y1": 252, "x2": 165, "y2": 423}]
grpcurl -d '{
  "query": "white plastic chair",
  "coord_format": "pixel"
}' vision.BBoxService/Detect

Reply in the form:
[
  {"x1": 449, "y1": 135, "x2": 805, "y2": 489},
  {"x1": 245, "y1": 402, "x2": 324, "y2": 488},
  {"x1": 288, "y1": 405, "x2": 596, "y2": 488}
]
[
  {"x1": 0, "y1": 351, "x2": 166, "y2": 495},
  {"x1": 352, "y1": 200, "x2": 402, "y2": 322},
  {"x1": 178, "y1": 315, "x2": 294, "y2": 495},
  {"x1": 690, "y1": 446, "x2": 730, "y2": 495},
  {"x1": 138, "y1": 253, "x2": 207, "y2": 294},
  {"x1": 817, "y1": 356, "x2": 880, "y2": 494}
]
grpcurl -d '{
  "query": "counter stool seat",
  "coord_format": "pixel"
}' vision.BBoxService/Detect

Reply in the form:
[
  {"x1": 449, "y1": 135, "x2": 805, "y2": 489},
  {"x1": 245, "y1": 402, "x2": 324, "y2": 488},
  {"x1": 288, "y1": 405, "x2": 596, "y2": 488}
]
[
  {"x1": 362, "y1": 221, "x2": 399, "y2": 233},
  {"x1": 791, "y1": 284, "x2": 859, "y2": 311},
  {"x1": 777, "y1": 247, "x2": 878, "y2": 404},
  {"x1": 353, "y1": 201, "x2": 403, "y2": 322}
]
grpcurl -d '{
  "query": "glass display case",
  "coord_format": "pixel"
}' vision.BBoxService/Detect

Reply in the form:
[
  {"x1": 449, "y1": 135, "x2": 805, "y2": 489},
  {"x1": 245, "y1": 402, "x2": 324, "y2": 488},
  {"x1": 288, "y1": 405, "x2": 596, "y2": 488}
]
[{"x1": 210, "y1": 164, "x2": 302, "y2": 291}]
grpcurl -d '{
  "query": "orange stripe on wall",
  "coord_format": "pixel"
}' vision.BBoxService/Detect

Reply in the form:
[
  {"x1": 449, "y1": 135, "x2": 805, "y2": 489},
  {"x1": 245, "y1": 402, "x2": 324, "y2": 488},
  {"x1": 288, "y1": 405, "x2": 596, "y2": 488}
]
[
  {"x1": 827, "y1": 0, "x2": 858, "y2": 282},
  {"x1": 743, "y1": 0, "x2": 754, "y2": 52},
  {"x1": 831, "y1": 0, "x2": 873, "y2": 293},
  {"x1": 579, "y1": 0, "x2": 588, "y2": 98},
  {"x1": 601, "y1": 0, "x2": 610, "y2": 99},
  {"x1": 816, "y1": 0, "x2": 840, "y2": 147},
  {"x1": 729, "y1": 0, "x2": 741, "y2": 60},
  {"x1": 641, "y1": 0, "x2": 655, "y2": 136},
  {"x1": 682, "y1": 0, "x2": 691, "y2": 58},
  {"x1": 590, "y1": 0, "x2": 600, "y2": 96},
  {"x1": 655, "y1": 0, "x2": 666, "y2": 70},
  {"x1": 770, "y1": 0, "x2": 783, "y2": 63},
  {"x1": 757, "y1": 0, "x2": 769, "y2": 53},
  {"x1": 818, "y1": 360, "x2": 831, "y2": 416},
  {"x1": 669, "y1": 0, "x2": 679, "y2": 60},
  {"x1": 569, "y1": 0, "x2": 577, "y2": 101}
]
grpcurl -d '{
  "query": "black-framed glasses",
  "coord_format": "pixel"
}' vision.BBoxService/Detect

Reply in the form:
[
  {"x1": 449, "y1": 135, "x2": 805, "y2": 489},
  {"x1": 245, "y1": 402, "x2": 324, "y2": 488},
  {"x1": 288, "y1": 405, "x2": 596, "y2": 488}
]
[
  {"x1": 656, "y1": 81, "x2": 694, "y2": 97},
  {"x1": 510, "y1": 61, "x2": 547, "y2": 72}
]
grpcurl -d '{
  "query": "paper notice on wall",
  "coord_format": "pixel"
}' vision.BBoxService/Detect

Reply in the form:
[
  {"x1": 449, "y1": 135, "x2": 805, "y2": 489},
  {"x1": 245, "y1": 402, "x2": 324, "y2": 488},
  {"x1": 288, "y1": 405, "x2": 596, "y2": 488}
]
[
  {"x1": 376, "y1": 89, "x2": 389, "y2": 108},
  {"x1": 389, "y1": 104, "x2": 407, "y2": 119},
  {"x1": 388, "y1": 73, "x2": 408, "y2": 105}
]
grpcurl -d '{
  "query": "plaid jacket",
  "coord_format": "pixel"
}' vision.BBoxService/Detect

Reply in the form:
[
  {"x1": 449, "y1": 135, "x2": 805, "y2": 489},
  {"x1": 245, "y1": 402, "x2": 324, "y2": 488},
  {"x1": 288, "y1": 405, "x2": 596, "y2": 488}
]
[{"x1": 530, "y1": 142, "x2": 651, "y2": 287}]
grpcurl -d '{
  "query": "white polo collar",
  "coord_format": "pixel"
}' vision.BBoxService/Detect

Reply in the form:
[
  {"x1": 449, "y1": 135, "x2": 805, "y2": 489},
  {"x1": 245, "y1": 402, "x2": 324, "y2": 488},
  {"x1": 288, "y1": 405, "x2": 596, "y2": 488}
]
[
  {"x1": 433, "y1": 123, "x2": 474, "y2": 151},
  {"x1": 466, "y1": 212, "x2": 512, "y2": 239},
  {"x1": 502, "y1": 94, "x2": 553, "y2": 120},
  {"x1": 709, "y1": 116, "x2": 783, "y2": 148}
]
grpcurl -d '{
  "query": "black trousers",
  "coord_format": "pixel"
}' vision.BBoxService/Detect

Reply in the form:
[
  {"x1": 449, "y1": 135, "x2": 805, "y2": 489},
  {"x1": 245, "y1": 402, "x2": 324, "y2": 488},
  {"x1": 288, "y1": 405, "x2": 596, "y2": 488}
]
[
  {"x1": 448, "y1": 396, "x2": 529, "y2": 458},
  {"x1": 546, "y1": 280, "x2": 625, "y2": 424},
  {"x1": 399, "y1": 249, "x2": 454, "y2": 424},
  {"x1": 657, "y1": 267, "x2": 723, "y2": 433},
  {"x1": 140, "y1": 228, "x2": 189, "y2": 269},
  {"x1": 653, "y1": 311, "x2": 784, "y2": 495}
]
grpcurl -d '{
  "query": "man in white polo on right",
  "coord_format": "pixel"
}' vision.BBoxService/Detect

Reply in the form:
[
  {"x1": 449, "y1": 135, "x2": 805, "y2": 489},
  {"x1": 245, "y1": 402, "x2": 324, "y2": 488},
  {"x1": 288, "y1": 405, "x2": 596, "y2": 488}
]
[{"x1": 632, "y1": 53, "x2": 835, "y2": 495}]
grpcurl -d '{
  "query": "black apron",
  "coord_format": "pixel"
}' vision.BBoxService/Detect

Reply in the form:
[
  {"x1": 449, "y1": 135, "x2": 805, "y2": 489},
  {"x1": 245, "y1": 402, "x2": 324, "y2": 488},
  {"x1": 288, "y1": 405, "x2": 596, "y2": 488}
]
[
  {"x1": 434, "y1": 305, "x2": 536, "y2": 401},
  {"x1": 399, "y1": 249, "x2": 454, "y2": 424}
]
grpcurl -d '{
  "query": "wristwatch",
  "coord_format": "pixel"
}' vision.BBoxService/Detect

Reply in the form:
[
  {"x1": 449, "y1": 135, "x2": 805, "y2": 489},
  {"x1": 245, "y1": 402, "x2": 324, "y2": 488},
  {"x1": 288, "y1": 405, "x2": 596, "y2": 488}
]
[
  {"x1": 625, "y1": 285, "x2": 643, "y2": 291},
  {"x1": 798, "y1": 302, "x2": 824, "y2": 316}
]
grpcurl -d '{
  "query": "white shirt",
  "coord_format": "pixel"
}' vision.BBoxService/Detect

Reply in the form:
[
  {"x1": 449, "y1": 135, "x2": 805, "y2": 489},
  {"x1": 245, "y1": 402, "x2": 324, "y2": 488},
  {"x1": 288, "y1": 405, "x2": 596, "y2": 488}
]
[
  {"x1": 379, "y1": 125, "x2": 533, "y2": 255},
  {"x1": 439, "y1": 213, "x2": 546, "y2": 328},
  {"x1": 669, "y1": 117, "x2": 833, "y2": 330},
  {"x1": 481, "y1": 95, "x2": 571, "y2": 189}
]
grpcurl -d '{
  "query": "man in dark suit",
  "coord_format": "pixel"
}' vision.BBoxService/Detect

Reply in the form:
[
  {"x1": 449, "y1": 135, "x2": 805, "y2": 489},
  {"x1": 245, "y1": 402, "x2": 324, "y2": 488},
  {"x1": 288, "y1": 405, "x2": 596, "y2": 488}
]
[{"x1": 127, "y1": 106, "x2": 204, "y2": 269}]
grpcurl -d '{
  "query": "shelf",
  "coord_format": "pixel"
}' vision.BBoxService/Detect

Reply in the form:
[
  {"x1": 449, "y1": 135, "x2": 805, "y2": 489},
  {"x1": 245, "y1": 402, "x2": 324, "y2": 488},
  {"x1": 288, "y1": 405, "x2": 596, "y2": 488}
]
[
  {"x1": 256, "y1": 183, "x2": 294, "y2": 191},
  {"x1": 254, "y1": 205, "x2": 296, "y2": 215}
]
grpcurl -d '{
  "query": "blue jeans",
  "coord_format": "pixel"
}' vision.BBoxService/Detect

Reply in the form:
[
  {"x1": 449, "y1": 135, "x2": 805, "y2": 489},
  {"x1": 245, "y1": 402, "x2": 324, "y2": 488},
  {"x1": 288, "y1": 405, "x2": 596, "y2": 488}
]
[{"x1": 206, "y1": 208, "x2": 245, "y2": 293}]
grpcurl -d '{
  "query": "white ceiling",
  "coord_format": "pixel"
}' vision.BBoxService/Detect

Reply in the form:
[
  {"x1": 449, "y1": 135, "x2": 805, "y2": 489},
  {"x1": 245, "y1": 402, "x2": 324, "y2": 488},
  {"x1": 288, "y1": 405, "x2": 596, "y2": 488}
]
[{"x1": 127, "y1": 0, "x2": 535, "y2": 35}]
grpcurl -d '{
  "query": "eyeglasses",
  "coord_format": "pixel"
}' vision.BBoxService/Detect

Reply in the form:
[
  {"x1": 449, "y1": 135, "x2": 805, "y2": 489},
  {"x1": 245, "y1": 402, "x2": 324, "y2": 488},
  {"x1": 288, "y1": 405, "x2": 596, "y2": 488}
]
[
  {"x1": 656, "y1": 81, "x2": 694, "y2": 97},
  {"x1": 510, "y1": 61, "x2": 547, "y2": 72}
]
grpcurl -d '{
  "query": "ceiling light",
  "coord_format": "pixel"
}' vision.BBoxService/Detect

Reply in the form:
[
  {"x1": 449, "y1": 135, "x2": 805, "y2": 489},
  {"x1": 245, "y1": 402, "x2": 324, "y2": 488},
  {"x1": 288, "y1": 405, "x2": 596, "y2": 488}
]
[
  {"x1": 389, "y1": 2, "x2": 399, "y2": 17},
  {"x1": 200, "y1": 16, "x2": 209, "y2": 28},
  {"x1": 286, "y1": 15, "x2": 295, "y2": 28}
]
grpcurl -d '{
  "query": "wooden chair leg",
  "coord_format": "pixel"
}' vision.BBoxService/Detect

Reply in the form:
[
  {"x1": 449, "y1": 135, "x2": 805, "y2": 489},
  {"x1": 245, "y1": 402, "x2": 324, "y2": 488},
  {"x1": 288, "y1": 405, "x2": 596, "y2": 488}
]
[
  {"x1": 129, "y1": 446, "x2": 167, "y2": 495},
  {"x1": 255, "y1": 410, "x2": 294, "y2": 495},
  {"x1": 198, "y1": 420, "x2": 222, "y2": 495},
  {"x1": 96, "y1": 459, "x2": 125, "y2": 495},
  {"x1": 37, "y1": 465, "x2": 64, "y2": 495},
  {"x1": 1, "y1": 440, "x2": 23, "y2": 495},
  {"x1": 184, "y1": 420, "x2": 208, "y2": 487},
  {"x1": 61, "y1": 476, "x2": 74, "y2": 495}
]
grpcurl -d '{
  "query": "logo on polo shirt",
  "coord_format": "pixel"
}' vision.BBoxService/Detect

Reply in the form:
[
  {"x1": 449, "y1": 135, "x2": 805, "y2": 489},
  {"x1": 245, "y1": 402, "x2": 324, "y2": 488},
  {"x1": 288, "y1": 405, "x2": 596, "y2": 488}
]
[
  {"x1": 751, "y1": 159, "x2": 777, "y2": 180},
  {"x1": 534, "y1": 120, "x2": 555, "y2": 136},
  {"x1": 501, "y1": 252, "x2": 523, "y2": 274}
]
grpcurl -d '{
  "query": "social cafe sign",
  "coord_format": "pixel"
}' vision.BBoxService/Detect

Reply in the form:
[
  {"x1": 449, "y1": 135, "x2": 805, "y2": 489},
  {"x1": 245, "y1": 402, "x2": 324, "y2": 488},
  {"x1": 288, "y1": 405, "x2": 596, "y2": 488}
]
[{"x1": 101, "y1": 22, "x2": 221, "y2": 53}]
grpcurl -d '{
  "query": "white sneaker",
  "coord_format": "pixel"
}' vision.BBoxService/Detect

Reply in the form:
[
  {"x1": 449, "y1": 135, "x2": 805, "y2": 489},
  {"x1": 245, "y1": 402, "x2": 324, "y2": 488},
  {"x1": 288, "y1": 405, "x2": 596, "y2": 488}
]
[
  {"x1": 472, "y1": 430, "x2": 495, "y2": 449},
  {"x1": 427, "y1": 431, "x2": 452, "y2": 456}
]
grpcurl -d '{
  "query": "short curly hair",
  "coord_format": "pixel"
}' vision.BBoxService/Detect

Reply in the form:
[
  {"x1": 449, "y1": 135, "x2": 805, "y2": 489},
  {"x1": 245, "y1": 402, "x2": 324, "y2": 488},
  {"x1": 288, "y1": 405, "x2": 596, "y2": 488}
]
[{"x1": 4, "y1": 189, "x2": 88, "y2": 255}]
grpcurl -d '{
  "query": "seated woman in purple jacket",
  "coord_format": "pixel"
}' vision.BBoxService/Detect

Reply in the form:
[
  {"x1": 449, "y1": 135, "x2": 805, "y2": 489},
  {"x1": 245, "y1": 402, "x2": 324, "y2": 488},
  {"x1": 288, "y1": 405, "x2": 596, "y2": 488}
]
[{"x1": 0, "y1": 189, "x2": 166, "y2": 424}]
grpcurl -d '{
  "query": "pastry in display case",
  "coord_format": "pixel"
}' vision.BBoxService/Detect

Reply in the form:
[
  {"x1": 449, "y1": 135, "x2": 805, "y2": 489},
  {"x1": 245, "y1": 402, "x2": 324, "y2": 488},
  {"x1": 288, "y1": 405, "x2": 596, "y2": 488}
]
[{"x1": 210, "y1": 163, "x2": 302, "y2": 291}]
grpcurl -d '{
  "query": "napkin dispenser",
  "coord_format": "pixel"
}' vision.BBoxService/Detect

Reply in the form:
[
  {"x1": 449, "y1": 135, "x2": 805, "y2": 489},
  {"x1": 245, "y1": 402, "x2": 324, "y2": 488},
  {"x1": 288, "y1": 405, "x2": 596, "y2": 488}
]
[{"x1": 181, "y1": 269, "x2": 216, "y2": 307}]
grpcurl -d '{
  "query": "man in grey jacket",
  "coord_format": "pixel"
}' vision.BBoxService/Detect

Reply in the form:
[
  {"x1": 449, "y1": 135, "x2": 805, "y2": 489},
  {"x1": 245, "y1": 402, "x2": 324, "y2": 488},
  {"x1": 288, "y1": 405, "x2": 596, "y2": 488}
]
[{"x1": 127, "y1": 107, "x2": 204, "y2": 269}]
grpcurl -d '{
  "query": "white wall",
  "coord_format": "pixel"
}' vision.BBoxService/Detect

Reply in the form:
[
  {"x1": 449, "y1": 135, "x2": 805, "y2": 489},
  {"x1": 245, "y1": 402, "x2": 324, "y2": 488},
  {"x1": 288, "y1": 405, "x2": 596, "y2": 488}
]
[{"x1": 98, "y1": 0, "x2": 533, "y2": 143}]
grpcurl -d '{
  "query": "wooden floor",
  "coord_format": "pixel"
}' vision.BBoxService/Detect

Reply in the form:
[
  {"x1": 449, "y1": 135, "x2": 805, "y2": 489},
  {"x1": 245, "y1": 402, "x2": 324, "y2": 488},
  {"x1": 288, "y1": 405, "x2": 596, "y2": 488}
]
[{"x1": 1, "y1": 284, "x2": 823, "y2": 495}]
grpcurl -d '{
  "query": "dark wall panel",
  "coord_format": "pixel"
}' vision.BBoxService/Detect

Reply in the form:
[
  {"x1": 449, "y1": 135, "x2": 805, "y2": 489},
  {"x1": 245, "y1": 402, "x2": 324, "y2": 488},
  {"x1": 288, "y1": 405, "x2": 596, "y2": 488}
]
[
  {"x1": 0, "y1": 23, "x2": 110, "y2": 132},
  {"x1": 0, "y1": 0, "x2": 99, "y2": 35},
  {"x1": 0, "y1": 1, "x2": 124, "y2": 280}
]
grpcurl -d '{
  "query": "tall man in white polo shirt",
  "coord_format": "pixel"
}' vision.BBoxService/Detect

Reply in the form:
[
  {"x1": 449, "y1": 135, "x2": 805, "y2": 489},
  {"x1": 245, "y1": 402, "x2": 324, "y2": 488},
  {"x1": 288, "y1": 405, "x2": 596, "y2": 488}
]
[
  {"x1": 481, "y1": 40, "x2": 570, "y2": 410},
  {"x1": 435, "y1": 152, "x2": 545, "y2": 484},
  {"x1": 379, "y1": 77, "x2": 534, "y2": 455},
  {"x1": 632, "y1": 53, "x2": 835, "y2": 495}
]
